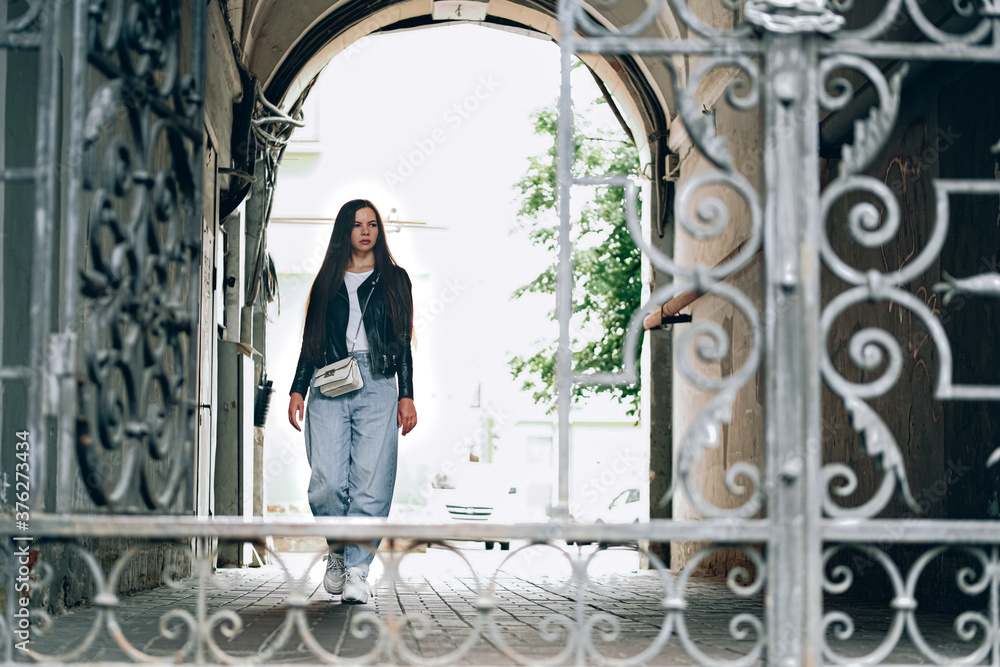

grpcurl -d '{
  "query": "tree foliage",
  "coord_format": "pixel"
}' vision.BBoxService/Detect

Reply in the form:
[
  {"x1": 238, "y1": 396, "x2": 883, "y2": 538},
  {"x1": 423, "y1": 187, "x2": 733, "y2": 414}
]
[{"x1": 509, "y1": 99, "x2": 642, "y2": 415}]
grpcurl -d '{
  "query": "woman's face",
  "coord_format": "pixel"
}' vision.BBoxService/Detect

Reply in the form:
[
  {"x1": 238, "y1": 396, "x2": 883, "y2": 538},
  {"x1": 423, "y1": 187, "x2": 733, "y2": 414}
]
[{"x1": 350, "y1": 207, "x2": 379, "y2": 254}]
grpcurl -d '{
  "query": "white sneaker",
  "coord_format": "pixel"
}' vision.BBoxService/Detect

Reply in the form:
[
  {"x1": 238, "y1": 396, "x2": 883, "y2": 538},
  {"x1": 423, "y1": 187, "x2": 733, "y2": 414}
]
[
  {"x1": 323, "y1": 550, "x2": 345, "y2": 595},
  {"x1": 342, "y1": 567, "x2": 373, "y2": 604}
]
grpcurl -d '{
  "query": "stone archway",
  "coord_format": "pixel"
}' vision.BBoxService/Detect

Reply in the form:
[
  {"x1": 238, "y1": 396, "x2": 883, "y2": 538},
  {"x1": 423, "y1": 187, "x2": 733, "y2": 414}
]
[{"x1": 224, "y1": 0, "x2": 687, "y2": 563}]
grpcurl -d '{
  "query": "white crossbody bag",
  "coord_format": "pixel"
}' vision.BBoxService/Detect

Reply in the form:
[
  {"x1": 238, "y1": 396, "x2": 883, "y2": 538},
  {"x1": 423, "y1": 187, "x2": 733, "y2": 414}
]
[{"x1": 313, "y1": 274, "x2": 379, "y2": 398}]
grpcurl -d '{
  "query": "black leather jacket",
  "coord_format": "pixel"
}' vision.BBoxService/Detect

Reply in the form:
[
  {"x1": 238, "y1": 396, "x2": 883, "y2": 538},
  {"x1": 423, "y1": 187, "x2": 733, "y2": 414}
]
[{"x1": 290, "y1": 267, "x2": 413, "y2": 400}]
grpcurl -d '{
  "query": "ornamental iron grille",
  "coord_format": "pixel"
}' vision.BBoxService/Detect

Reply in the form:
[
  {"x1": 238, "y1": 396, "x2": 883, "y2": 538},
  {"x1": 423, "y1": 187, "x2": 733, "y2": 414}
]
[
  {"x1": 554, "y1": 0, "x2": 1000, "y2": 663},
  {"x1": 3, "y1": 0, "x2": 1000, "y2": 665},
  {"x1": 2, "y1": 0, "x2": 206, "y2": 655},
  {"x1": 0, "y1": 0, "x2": 205, "y2": 518},
  {"x1": 69, "y1": 0, "x2": 206, "y2": 514}
]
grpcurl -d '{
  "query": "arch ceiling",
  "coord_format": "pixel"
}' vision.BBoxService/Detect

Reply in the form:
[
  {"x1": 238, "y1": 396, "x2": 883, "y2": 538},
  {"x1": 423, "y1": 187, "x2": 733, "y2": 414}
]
[{"x1": 235, "y1": 0, "x2": 684, "y2": 154}]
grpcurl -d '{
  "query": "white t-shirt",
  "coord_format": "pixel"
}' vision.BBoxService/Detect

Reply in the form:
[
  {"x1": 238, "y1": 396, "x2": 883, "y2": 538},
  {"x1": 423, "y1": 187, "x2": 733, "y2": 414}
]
[{"x1": 344, "y1": 269, "x2": 374, "y2": 352}]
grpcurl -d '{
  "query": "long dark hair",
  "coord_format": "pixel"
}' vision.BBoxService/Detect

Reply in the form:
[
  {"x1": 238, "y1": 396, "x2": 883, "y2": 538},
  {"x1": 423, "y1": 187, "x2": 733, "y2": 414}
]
[{"x1": 299, "y1": 199, "x2": 413, "y2": 364}]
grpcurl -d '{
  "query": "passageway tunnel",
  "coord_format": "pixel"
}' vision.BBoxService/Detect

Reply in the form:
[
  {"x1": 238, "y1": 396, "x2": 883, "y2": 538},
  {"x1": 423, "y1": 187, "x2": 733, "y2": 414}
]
[{"x1": 214, "y1": 0, "x2": 687, "y2": 566}]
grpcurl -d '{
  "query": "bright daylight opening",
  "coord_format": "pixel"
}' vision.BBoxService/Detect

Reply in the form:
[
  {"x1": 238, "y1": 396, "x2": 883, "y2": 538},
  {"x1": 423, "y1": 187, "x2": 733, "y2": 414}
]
[{"x1": 262, "y1": 24, "x2": 649, "y2": 561}]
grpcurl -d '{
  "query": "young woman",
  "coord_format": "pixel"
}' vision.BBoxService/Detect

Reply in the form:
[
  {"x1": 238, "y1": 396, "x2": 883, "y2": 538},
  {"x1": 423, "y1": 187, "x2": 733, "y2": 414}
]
[{"x1": 287, "y1": 199, "x2": 417, "y2": 604}]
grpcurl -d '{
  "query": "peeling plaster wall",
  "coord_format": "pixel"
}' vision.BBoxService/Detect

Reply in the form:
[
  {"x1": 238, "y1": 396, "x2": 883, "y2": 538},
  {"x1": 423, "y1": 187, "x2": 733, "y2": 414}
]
[{"x1": 206, "y1": 0, "x2": 244, "y2": 173}]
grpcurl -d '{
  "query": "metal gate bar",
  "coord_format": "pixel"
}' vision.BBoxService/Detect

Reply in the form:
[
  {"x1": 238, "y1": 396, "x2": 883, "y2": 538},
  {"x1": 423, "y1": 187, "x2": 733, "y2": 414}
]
[{"x1": 761, "y1": 28, "x2": 821, "y2": 665}]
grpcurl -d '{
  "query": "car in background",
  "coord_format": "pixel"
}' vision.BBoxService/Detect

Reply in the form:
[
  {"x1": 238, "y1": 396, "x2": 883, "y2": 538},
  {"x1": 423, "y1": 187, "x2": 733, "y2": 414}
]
[
  {"x1": 571, "y1": 485, "x2": 647, "y2": 547},
  {"x1": 423, "y1": 463, "x2": 544, "y2": 550},
  {"x1": 603, "y1": 486, "x2": 645, "y2": 524}
]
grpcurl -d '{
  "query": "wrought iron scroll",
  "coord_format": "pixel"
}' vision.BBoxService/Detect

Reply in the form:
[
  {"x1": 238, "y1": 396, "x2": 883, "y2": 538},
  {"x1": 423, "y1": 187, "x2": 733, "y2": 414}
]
[
  {"x1": 11, "y1": 534, "x2": 766, "y2": 666},
  {"x1": 822, "y1": 545, "x2": 1000, "y2": 664},
  {"x1": 809, "y1": 3, "x2": 1000, "y2": 665},
  {"x1": 565, "y1": 55, "x2": 766, "y2": 521},
  {"x1": 71, "y1": 0, "x2": 206, "y2": 512},
  {"x1": 564, "y1": 0, "x2": 1000, "y2": 665}
]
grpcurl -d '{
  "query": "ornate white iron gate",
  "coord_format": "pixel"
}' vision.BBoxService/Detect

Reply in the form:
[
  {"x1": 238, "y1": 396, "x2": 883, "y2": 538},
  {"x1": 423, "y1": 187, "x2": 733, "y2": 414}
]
[{"x1": 3, "y1": 0, "x2": 1000, "y2": 664}]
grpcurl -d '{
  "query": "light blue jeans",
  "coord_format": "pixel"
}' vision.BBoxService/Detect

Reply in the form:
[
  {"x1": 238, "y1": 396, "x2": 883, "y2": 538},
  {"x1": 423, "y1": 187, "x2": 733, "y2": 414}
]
[{"x1": 304, "y1": 352, "x2": 398, "y2": 575}]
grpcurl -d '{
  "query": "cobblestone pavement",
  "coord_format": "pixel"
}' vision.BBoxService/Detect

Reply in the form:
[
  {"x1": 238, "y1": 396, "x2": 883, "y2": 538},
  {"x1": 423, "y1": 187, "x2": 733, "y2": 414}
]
[{"x1": 18, "y1": 544, "x2": 983, "y2": 665}]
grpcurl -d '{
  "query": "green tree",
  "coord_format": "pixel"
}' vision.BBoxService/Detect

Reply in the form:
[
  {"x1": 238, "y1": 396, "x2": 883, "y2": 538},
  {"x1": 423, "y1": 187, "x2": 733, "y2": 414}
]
[{"x1": 509, "y1": 99, "x2": 642, "y2": 416}]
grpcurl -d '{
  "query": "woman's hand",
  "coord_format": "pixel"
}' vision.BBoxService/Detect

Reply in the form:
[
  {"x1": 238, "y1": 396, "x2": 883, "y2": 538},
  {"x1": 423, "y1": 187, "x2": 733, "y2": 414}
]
[
  {"x1": 288, "y1": 393, "x2": 305, "y2": 432},
  {"x1": 398, "y1": 398, "x2": 417, "y2": 436}
]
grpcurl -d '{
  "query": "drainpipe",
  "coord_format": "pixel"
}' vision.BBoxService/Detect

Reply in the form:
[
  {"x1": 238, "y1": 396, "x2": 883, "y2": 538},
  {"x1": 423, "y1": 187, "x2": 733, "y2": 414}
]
[{"x1": 643, "y1": 238, "x2": 753, "y2": 330}]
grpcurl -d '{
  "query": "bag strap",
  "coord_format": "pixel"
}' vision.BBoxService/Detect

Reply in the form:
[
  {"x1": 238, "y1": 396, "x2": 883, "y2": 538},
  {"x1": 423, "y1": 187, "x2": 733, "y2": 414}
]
[{"x1": 349, "y1": 272, "x2": 380, "y2": 354}]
